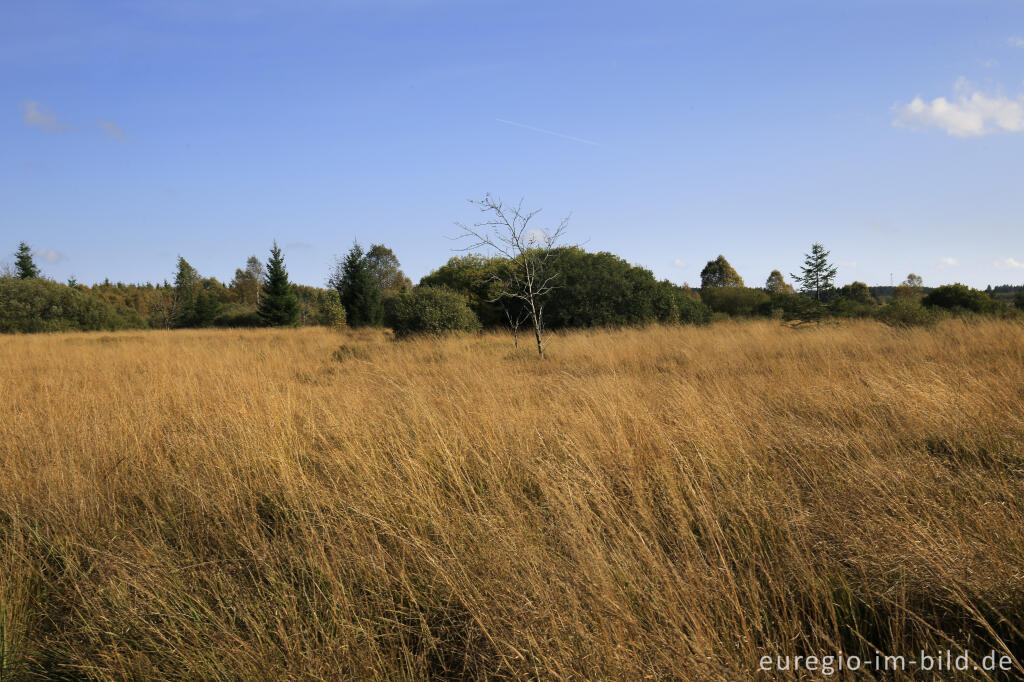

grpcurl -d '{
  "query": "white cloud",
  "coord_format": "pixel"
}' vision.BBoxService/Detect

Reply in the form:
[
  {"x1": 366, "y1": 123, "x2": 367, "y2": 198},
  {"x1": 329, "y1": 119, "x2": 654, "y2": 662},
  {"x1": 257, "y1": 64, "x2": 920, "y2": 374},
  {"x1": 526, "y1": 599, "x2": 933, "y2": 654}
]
[
  {"x1": 525, "y1": 228, "x2": 547, "y2": 245},
  {"x1": 20, "y1": 101, "x2": 66, "y2": 131},
  {"x1": 994, "y1": 257, "x2": 1024, "y2": 269},
  {"x1": 33, "y1": 248, "x2": 63, "y2": 264},
  {"x1": 940, "y1": 257, "x2": 958, "y2": 266},
  {"x1": 96, "y1": 120, "x2": 125, "y2": 140},
  {"x1": 893, "y1": 78, "x2": 1024, "y2": 137},
  {"x1": 672, "y1": 258, "x2": 686, "y2": 268},
  {"x1": 1009, "y1": 36, "x2": 1024, "y2": 48}
]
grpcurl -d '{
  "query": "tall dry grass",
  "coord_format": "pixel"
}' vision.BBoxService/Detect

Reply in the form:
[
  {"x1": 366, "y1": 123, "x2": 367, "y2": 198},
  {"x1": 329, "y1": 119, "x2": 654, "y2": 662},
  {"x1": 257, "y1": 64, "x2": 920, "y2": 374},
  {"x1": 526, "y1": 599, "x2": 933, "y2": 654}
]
[{"x1": 1, "y1": 320, "x2": 1023, "y2": 680}]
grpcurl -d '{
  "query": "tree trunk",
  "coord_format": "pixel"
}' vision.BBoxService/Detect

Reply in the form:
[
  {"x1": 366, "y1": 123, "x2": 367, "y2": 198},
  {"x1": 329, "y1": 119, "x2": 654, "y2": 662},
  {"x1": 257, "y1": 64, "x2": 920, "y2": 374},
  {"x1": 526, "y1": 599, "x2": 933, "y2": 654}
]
[{"x1": 531, "y1": 303, "x2": 544, "y2": 358}]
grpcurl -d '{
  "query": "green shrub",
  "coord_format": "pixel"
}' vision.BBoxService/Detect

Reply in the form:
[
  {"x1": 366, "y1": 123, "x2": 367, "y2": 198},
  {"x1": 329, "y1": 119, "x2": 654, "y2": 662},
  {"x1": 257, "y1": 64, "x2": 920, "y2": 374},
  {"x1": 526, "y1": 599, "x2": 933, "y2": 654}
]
[
  {"x1": 922, "y1": 284, "x2": 1003, "y2": 315},
  {"x1": 829, "y1": 297, "x2": 876, "y2": 319},
  {"x1": 213, "y1": 303, "x2": 265, "y2": 328},
  {"x1": 700, "y1": 286, "x2": 770, "y2": 317},
  {"x1": 314, "y1": 290, "x2": 347, "y2": 328},
  {"x1": 770, "y1": 293, "x2": 826, "y2": 323},
  {"x1": 0, "y1": 278, "x2": 147, "y2": 333},
  {"x1": 424, "y1": 248, "x2": 708, "y2": 329},
  {"x1": 384, "y1": 286, "x2": 481, "y2": 338},
  {"x1": 875, "y1": 300, "x2": 944, "y2": 328},
  {"x1": 675, "y1": 290, "x2": 713, "y2": 325}
]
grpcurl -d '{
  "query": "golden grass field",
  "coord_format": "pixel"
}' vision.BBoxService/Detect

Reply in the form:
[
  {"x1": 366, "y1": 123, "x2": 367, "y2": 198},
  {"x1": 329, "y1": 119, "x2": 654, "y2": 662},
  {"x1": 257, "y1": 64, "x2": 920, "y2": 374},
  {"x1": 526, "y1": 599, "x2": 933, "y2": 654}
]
[{"x1": 1, "y1": 320, "x2": 1023, "y2": 680}]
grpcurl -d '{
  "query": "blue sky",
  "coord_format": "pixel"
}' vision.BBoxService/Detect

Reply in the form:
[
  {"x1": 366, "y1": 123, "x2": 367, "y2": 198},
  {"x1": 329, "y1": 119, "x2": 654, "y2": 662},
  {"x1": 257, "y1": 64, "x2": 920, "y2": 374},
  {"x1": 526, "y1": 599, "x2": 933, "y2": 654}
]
[{"x1": 3, "y1": 0, "x2": 1024, "y2": 288}]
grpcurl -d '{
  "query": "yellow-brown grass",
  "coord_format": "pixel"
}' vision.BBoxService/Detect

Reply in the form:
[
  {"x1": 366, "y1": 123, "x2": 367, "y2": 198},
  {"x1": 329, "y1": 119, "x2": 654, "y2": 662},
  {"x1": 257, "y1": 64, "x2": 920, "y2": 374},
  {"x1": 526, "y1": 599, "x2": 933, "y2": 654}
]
[{"x1": 1, "y1": 320, "x2": 1023, "y2": 680}]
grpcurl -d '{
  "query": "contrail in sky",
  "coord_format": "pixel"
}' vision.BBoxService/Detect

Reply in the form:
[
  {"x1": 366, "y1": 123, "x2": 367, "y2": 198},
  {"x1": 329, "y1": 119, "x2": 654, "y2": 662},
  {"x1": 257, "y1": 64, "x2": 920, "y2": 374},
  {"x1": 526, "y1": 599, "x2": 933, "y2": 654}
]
[{"x1": 495, "y1": 118, "x2": 598, "y2": 146}]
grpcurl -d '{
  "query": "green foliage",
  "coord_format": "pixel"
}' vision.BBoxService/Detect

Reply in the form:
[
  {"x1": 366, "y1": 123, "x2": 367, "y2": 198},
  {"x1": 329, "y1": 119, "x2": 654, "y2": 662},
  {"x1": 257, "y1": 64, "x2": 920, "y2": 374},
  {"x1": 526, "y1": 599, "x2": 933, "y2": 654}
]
[
  {"x1": 771, "y1": 293, "x2": 827, "y2": 323},
  {"x1": 171, "y1": 257, "x2": 201, "y2": 328},
  {"x1": 314, "y1": 290, "x2": 347, "y2": 328},
  {"x1": 543, "y1": 248, "x2": 661, "y2": 327},
  {"x1": 213, "y1": 303, "x2": 265, "y2": 328},
  {"x1": 875, "y1": 300, "x2": 944, "y2": 328},
  {"x1": 384, "y1": 286, "x2": 481, "y2": 338},
  {"x1": 331, "y1": 243, "x2": 383, "y2": 327},
  {"x1": 791, "y1": 243, "x2": 838, "y2": 301},
  {"x1": 193, "y1": 290, "x2": 222, "y2": 327},
  {"x1": 419, "y1": 255, "x2": 506, "y2": 327},
  {"x1": 14, "y1": 242, "x2": 40, "y2": 279},
  {"x1": 893, "y1": 273, "x2": 925, "y2": 302},
  {"x1": 258, "y1": 242, "x2": 301, "y2": 327},
  {"x1": 838, "y1": 281, "x2": 876, "y2": 305},
  {"x1": 829, "y1": 282, "x2": 877, "y2": 318},
  {"x1": 365, "y1": 244, "x2": 412, "y2": 294},
  {"x1": 922, "y1": 283, "x2": 1004, "y2": 315},
  {"x1": 700, "y1": 255, "x2": 744, "y2": 288},
  {"x1": 0, "y1": 278, "x2": 146, "y2": 333},
  {"x1": 1015, "y1": 290, "x2": 1024, "y2": 310},
  {"x1": 169, "y1": 258, "x2": 225, "y2": 328},
  {"x1": 652, "y1": 280, "x2": 712, "y2": 325},
  {"x1": 543, "y1": 248, "x2": 703, "y2": 328},
  {"x1": 764, "y1": 270, "x2": 794, "y2": 295},
  {"x1": 230, "y1": 256, "x2": 265, "y2": 306},
  {"x1": 424, "y1": 249, "x2": 710, "y2": 329},
  {"x1": 700, "y1": 286, "x2": 770, "y2": 317}
]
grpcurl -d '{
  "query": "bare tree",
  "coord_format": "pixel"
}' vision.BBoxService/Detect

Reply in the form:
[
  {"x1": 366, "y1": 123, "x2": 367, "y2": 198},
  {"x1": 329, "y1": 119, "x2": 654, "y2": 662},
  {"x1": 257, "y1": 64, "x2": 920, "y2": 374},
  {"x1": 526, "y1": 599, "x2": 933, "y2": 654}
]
[
  {"x1": 456, "y1": 194, "x2": 569, "y2": 358},
  {"x1": 504, "y1": 304, "x2": 530, "y2": 349}
]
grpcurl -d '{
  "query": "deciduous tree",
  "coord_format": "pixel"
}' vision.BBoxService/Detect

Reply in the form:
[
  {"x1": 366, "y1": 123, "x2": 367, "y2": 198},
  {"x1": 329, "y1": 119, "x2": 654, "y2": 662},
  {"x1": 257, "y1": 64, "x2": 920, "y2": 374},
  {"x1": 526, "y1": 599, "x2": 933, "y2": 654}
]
[
  {"x1": 700, "y1": 255, "x2": 743, "y2": 288},
  {"x1": 764, "y1": 270, "x2": 795, "y2": 295},
  {"x1": 455, "y1": 194, "x2": 570, "y2": 357}
]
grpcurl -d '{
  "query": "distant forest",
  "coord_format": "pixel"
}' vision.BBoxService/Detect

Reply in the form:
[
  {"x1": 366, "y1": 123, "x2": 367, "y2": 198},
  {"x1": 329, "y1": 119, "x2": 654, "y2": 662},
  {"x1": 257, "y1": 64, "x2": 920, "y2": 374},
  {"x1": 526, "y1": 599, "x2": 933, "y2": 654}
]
[{"x1": 2, "y1": 237, "x2": 1022, "y2": 335}]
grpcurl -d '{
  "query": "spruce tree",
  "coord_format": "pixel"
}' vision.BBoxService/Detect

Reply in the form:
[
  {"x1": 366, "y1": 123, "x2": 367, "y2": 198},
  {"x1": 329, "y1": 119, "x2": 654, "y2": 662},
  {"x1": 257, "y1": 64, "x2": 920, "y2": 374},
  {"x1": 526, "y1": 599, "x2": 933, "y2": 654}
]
[
  {"x1": 330, "y1": 243, "x2": 383, "y2": 327},
  {"x1": 171, "y1": 257, "x2": 201, "y2": 327},
  {"x1": 14, "y1": 242, "x2": 40, "y2": 279},
  {"x1": 258, "y1": 242, "x2": 300, "y2": 326},
  {"x1": 791, "y1": 243, "x2": 838, "y2": 301}
]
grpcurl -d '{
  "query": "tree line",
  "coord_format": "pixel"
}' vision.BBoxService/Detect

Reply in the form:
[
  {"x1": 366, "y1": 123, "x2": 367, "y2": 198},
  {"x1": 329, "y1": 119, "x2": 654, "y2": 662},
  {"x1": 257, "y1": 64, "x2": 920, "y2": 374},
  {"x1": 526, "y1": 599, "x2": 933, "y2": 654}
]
[{"x1": 3, "y1": 196, "x2": 1023, "y2": 341}]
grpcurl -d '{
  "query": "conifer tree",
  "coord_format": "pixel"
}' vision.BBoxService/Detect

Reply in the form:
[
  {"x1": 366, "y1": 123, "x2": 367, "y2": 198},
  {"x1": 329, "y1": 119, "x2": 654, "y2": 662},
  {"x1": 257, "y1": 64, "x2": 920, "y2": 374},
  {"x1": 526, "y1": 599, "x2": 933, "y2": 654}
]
[
  {"x1": 14, "y1": 242, "x2": 40, "y2": 279},
  {"x1": 791, "y1": 243, "x2": 838, "y2": 301},
  {"x1": 258, "y1": 242, "x2": 300, "y2": 326},
  {"x1": 171, "y1": 257, "x2": 201, "y2": 327},
  {"x1": 330, "y1": 242, "x2": 383, "y2": 327}
]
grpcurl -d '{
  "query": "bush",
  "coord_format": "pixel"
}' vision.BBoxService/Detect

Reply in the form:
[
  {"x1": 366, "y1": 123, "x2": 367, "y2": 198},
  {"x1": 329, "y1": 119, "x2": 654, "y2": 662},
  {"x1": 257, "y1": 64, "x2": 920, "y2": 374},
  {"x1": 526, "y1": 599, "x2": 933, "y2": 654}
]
[
  {"x1": 213, "y1": 303, "x2": 265, "y2": 328},
  {"x1": 875, "y1": 300, "x2": 944, "y2": 328},
  {"x1": 700, "y1": 286, "x2": 770, "y2": 317},
  {"x1": 922, "y1": 284, "x2": 1003, "y2": 315},
  {"x1": 314, "y1": 290, "x2": 347, "y2": 328},
  {"x1": 384, "y1": 286, "x2": 481, "y2": 338},
  {"x1": 770, "y1": 294, "x2": 826, "y2": 323},
  {"x1": 674, "y1": 289, "x2": 713, "y2": 325},
  {"x1": 0, "y1": 278, "x2": 147, "y2": 333},
  {"x1": 422, "y1": 248, "x2": 712, "y2": 329},
  {"x1": 543, "y1": 249, "x2": 675, "y2": 328},
  {"x1": 828, "y1": 297, "x2": 876, "y2": 319}
]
